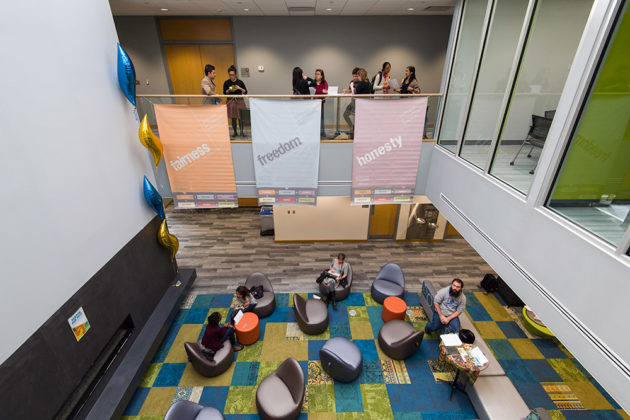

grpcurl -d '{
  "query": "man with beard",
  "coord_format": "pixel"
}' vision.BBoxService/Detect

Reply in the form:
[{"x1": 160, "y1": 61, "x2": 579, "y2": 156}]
[{"x1": 425, "y1": 278, "x2": 466, "y2": 334}]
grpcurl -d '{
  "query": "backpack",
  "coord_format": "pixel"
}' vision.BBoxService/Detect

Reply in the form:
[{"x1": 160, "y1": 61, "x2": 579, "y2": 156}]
[
  {"x1": 480, "y1": 274, "x2": 499, "y2": 293},
  {"x1": 370, "y1": 71, "x2": 381, "y2": 91},
  {"x1": 250, "y1": 285, "x2": 264, "y2": 299}
]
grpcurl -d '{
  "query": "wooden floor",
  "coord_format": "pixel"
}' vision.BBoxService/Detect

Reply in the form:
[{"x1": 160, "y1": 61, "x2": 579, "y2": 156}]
[{"x1": 166, "y1": 207, "x2": 494, "y2": 296}]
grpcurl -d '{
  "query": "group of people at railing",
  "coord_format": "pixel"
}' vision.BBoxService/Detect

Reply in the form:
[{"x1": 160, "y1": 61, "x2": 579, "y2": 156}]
[{"x1": 200, "y1": 61, "x2": 423, "y2": 138}]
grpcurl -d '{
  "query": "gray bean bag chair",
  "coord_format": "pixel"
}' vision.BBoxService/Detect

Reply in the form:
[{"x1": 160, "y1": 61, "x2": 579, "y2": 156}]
[
  {"x1": 184, "y1": 341, "x2": 234, "y2": 377},
  {"x1": 377, "y1": 320, "x2": 424, "y2": 360},
  {"x1": 245, "y1": 272, "x2": 276, "y2": 318},
  {"x1": 293, "y1": 294, "x2": 329, "y2": 335},
  {"x1": 164, "y1": 400, "x2": 224, "y2": 420},
  {"x1": 371, "y1": 263, "x2": 405, "y2": 304},
  {"x1": 256, "y1": 357, "x2": 305, "y2": 420},
  {"x1": 318, "y1": 264, "x2": 353, "y2": 301},
  {"x1": 319, "y1": 337, "x2": 362, "y2": 382}
]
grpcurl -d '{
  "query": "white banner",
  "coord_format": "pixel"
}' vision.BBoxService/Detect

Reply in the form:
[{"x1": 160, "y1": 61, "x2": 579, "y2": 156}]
[{"x1": 250, "y1": 98, "x2": 321, "y2": 205}]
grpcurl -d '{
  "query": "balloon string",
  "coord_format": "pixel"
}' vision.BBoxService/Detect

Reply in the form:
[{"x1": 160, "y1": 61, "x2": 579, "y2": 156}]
[{"x1": 133, "y1": 107, "x2": 139, "y2": 122}]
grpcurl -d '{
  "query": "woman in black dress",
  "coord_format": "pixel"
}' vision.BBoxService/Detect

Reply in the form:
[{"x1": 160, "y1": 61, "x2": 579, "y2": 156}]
[{"x1": 223, "y1": 65, "x2": 248, "y2": 137}]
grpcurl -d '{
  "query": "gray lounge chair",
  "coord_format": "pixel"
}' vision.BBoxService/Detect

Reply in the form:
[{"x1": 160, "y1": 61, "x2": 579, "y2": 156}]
[
  {"x1": 371, "y1": 263, "x2": 405, "y2": 304},
  {"x1": 164, "y1": 400, "x2": 224, "y2": 420},
  {"x1": 378, "y1": 320, "x2": 424, "y2": 360},
  {"x1": 256, "y1": 357, "x2": 305, "y2": 420},
  {"x1": 184, "y1": 341, "x2": 234, "y2": 377},
  {"x1": 245, "y1": 272, "x2": 276, "y2": 318},
  {"x1": 318, "y1": 264, "x2": 353, "y2": 301},
  {"x1": 293, "y1": 294, "x2": 329, "y2": 335},
  {"x1": 319, "y1": 337, "x2": 363, "y2": 382}
]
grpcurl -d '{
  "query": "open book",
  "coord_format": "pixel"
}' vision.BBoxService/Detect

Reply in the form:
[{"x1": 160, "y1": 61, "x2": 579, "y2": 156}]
[{"x1": 233, "y1": 309, "x2": 244, "y2": 325}]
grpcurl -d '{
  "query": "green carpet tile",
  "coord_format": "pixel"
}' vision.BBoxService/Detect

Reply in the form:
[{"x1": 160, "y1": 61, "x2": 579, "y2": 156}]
[{"x1": 122, "y1": 291, "x2": 628, "y2": 419}]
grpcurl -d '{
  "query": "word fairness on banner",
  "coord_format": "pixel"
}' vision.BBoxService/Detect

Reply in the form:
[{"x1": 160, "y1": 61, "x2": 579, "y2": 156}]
[
  {"x1": 155, "y1": 104, "x2": 238, "y2": 209},
  {"x1": 351, "y1": 97, "x2": 427, "y2": 205},
  {"x1": 250, "y1": 98, "x2": 321, "y2": 205}
]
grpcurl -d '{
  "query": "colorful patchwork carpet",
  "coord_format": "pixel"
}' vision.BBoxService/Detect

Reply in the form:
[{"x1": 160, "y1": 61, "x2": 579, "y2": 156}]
[{"x1": 122, "y1": 291, "x2": 628, "y2": 419}]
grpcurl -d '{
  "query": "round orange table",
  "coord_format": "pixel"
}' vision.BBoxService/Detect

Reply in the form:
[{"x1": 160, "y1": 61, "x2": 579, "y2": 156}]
[
  {"x1": 235, "y1": 312, "x2": 260, "y2": 345},
  {"x1": 382, "y1": 296, "x2": 407, "y2": 322}
]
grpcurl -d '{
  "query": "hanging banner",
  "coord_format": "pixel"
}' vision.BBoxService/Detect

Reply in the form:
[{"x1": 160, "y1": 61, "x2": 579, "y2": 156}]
[
  {"x1": 155, "y1": 105, "x2": 237, "y2": 208},
  {"x1": 351, "y1": 97, "x2": 428, "y2": 205},
  {"x1": 250, "y1": 98, "x2": 321, "y2": 205}
]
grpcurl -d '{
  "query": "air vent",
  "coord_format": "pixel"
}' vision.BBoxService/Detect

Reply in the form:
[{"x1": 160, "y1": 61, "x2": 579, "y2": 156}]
[
  {"x1": 424, "y1": 6, "x2": 453, "y2": 11},
  {"x1": 288, "y1": 7, "x2": 315, "y2": 12}
]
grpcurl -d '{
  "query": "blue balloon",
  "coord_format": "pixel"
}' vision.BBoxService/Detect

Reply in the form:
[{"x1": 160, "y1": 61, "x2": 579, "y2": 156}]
[
  {"x1": 117, "y1": 43, "x2": 136, "y2": 106},
  {"x1": 143, "y1": 176, "x2": 165, "y2": 220}
]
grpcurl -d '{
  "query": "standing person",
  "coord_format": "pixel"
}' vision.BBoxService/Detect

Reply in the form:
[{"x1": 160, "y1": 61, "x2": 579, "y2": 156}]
[
  {"x1": 200, "y1": 312, "x2": 242, "y2": 353},
  {"x1": 201, "y1": 64, "x2": 219, "y2": 105},
  {"x1": 354, "y1": 68, "x2": 373, "y2": 94},
  {"x1": 292, "y1": 67, "x2": 315, "y2": 95},
  {"x1": 321, "y1": 253, "x2": 349, "y2": 309},
  {"x1": 341, "y1": 67, "x2": 360, "y2": 138},
  {"x1": 223, "y1": 65, "x2": 248, "y2": 137},
  {"x1": 395, "y1": 66, "x2": 420, "y2": 94},
  {"x1": 424, "y1": 279, "x2": 466, "y2": 334},
  {"x1": 372, "y1": 62, "x2": 392, "y2": 95},
  {"x1": 313, "y1": 68, "x2": 329, "y2": 138}
]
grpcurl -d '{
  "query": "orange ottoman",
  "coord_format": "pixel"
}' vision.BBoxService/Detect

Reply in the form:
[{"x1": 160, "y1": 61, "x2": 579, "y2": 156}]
[
  {"x1": 382, "y1": 296, "x2": 407, "y2": 322},
  {"x1": 235, "y1": 312, "x2": 260, "y2": 345}
]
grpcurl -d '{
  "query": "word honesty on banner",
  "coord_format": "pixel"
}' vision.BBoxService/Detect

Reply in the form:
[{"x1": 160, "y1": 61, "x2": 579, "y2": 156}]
[
  {"x1": 351, "y1": 97, "x2": 428, "y2": 205},
  {"x1": 155, "y1": 104, "x2": 238, "y2": 208},
  {"x1": 250, "y1": 98, "x2": 321, "y2": 205}
]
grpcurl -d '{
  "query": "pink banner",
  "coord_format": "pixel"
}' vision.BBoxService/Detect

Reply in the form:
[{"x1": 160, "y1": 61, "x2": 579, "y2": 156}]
[{"x1": 352, "y1": 97, "x2": 428, "y2": 205}]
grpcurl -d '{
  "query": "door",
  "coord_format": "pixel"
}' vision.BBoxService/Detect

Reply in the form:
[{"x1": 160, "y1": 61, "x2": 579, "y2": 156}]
[
  {"x1": 368, "y1": 204, "x2": 399, "y2": 238},
  {"x1": 163, "y1": 44, "x2": 235, "y2": 104}
]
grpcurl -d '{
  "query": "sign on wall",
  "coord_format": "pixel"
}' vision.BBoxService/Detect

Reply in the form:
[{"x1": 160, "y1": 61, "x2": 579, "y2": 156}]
[
  {"x1": 155, "y1": 104, "x2": 238, "y2": 208},
  {"x1": 250, "y1": 98, "x2": 321, "y2": 205},
  {"x1": 68, "y1": 307, "x2": 90, "y2": 341},
  {"x1": 351, "y1": 98, "x2": 428, "y2": 205}
]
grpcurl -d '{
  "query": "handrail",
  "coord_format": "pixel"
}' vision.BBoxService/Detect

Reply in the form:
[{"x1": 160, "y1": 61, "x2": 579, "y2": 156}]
[{"x1": 137, "y1": 93, "x2": 442, "y2": 98}]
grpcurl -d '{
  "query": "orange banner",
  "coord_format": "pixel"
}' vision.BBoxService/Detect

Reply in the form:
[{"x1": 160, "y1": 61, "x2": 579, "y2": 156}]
[{"x1": 155, "y1": 105, "x2": 237, "y2": 208}]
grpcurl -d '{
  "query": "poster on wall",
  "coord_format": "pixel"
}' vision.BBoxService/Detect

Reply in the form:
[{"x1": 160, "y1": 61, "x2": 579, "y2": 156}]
[
  {"x1": 250, "y1": 98, "x2": 321, "y2": 205},
  {"x1": 351, "y1": 97, "x2": 427, "y2": 205},
  {"x1": 68, "y1": 307, "x2": 90, "y2": 341},
  {"x1": 154, "y1": 104, "x2": 238, "y2": 208}
]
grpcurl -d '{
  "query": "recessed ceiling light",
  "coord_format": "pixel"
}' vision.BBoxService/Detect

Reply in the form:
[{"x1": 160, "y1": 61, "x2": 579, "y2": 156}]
[
  {"x1": 326, "y1": 8, "x2": 332, "y2": 11},
  {"x1": 160, "y1": 8, "x2": 169, "y2": 11},
  {"x1": 243, "y1": 8, "x2": 249, "y2": 11},
  {"x1": 408, "y1": 8, "x2": 414, "y2": 11}
]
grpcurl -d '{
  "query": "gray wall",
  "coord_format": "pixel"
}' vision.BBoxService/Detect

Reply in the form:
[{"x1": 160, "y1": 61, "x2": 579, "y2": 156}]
[
  {"x1": 233, "y1": 16, "x2": 452, "y2": 94},
  {"x1": 114, "y1": 16, "x2": 170, "y2": 94}
]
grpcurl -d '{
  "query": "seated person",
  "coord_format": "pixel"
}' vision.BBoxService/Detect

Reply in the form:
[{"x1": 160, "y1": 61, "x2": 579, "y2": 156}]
[
  {"x1": 200, "y1": 312, "x2": 242, "y2": 354},
  {"x1": 424, "y1": 278, "x2": 466, "y2": 334},
  {"x1": 231, "y1": 286, "x2": 257, "y2": 322},
  {"x1": 321, "y1": 252, "x2": 349, "y2": 309}
]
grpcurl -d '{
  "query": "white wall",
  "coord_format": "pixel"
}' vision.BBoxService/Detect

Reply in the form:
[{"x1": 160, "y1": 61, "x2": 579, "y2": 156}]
[
  {"x1": 0, "y1": 0, "x2": 155, "y2": 363},
  {"x1": 232, "y1": 16, "x2": 452, "y2": 95},
  {"x1": 273, "y1": 197, "x2": 370, "y2": 241},
  {"x1": 426, "y1": 146, "x2": 630, "y2": 411}
]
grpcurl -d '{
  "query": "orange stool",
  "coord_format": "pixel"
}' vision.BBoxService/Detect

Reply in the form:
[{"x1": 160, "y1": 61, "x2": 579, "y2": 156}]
[
  {"x1": 382, "y1": 296, "x2": 407, "y2": 322},
  {"x1": 235, "y1": 312, "x2": 260, "y2": 345}
]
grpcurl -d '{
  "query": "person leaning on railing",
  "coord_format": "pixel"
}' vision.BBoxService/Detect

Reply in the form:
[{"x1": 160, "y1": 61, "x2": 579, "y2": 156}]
[
  {"x1": 354, "y1": 68, "x2": 373, "y2": 94},
  {"x1": 292, "y1": 66, "x2": 315, "y2": 95}
]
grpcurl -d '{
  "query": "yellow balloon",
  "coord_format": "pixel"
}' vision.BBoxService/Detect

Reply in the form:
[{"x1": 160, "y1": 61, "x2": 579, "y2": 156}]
[
  {"x1": 139, "y1": 114, "x2": 164, "y2": 168},
  {"x1": 158, "y1": 219, "x2": 179, "y2": 261}
]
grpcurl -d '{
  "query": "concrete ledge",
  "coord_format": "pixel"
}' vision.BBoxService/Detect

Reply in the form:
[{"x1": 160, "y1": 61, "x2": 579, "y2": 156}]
[
  {"x1": 465, "y1": 376, "x2": 530, "y2": 420},
  {"x1": 85, "y1": 268, "x2": 196, "y2": 420}
]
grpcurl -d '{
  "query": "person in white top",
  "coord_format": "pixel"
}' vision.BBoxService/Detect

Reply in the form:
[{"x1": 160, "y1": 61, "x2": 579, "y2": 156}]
[{"x1": 372, "y1": 62, "x2": 392, "y2": 94}]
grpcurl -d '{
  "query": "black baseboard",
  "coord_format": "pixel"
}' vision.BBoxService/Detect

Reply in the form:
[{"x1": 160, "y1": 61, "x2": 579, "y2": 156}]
[{"x1": 0, "y1": 216, "x2": 177, "y2": 419}]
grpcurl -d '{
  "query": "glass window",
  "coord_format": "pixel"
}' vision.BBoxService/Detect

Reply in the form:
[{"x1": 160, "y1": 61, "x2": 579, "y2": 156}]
[
  {"x1": 437, "y1": 0, "x2": 489, "y2": 153},
  {"x1": 547, "y1": 4, "x2": 630, "y2": 247},
  {"x1": 489, "y1": 0, "x2": 594, "y2": 193},
  {"x1": 460, "y1": 0, "x2": 531, "y2": 169}
]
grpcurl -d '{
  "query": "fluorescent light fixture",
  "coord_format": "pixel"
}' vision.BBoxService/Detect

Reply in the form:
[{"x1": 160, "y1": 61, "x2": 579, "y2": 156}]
[{"x1": 160, "y1": 8, "x2": 169, "y2": 11}]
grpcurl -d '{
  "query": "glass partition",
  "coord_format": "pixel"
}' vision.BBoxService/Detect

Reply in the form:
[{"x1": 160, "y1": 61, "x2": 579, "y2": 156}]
[
  {"x1": 460, "y1": 0, "x2": 531, "y2": 168},
  {"x1": 437, "y1": 0, "x2": 489, "y2": 152},
  {"x1": 547, "y1": 4, "x2": 630, "y2": 247},
  {"x1": 490, "y1": 0, "x2": 594, "y2": 193}
]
